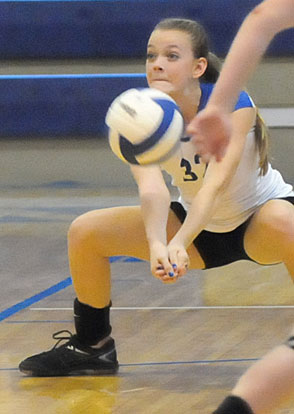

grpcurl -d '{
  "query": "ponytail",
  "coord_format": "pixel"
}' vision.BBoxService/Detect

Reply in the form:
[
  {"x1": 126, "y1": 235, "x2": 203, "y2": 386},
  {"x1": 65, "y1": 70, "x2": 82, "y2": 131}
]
[
  {"x1": 255, "y1": 109, "x2": 270, "y2": 175},
  {"x1": 200, "y1": 52, "x2": 221, "y2": 83}
]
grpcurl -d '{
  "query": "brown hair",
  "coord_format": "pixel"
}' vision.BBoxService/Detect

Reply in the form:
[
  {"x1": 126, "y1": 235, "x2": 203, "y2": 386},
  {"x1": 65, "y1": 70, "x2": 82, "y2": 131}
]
[
  {"x1": 255, "y1": 109, "x2": 269, "y2": 175},
  {"x1": 154, "y1": 18, "x2": 269, "y2": 173}
]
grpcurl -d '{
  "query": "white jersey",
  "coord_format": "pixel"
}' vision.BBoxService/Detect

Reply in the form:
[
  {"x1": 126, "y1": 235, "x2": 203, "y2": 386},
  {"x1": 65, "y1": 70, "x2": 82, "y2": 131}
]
[
  {"x1": 160, "y1": 129, "x2": 294, "y2": 232},
  {"x1": 159, "y1": 83, "x2": 293, "y2": 232}
]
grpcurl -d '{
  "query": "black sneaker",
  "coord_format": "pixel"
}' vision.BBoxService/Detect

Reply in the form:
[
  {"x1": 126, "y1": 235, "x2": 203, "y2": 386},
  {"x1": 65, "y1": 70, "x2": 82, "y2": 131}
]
[{"x1": 19, "y1": 330, "x2": 119, "y2": 377}]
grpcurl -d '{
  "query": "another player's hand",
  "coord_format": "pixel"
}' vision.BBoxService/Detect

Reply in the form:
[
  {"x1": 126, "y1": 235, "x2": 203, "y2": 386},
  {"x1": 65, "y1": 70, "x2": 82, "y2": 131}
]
[
  {"x1": 167, "y1": 241, "x2": 190, "y2": 278},
  {"x1": 187, "y1": 106, "x2": 232, "y2": 163},
  {"x1": 149, "y1": 241, "x2": 179, "y2": 284}
]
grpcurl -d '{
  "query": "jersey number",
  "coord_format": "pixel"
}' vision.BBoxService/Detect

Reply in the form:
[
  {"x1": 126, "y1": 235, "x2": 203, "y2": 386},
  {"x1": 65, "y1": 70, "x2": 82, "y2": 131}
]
[{"x1": 181, "y1": 155, "x2": 201, "y2": 182}]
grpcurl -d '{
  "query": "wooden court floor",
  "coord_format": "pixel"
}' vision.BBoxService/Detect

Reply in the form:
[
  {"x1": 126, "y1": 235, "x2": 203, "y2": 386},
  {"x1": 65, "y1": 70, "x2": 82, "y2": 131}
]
[{"x1": 1, "y1": 189, "x2": 294, "y2": 413}]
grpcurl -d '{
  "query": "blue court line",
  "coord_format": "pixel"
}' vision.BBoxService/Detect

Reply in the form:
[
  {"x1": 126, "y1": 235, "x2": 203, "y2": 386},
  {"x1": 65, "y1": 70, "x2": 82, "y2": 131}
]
[
  {"x1": 0, "y1": 368, "x2": 18, "y2": 371},
  {"x1": 123, "y1": 257, "x2": 143, "y2": 262},
  {"x1": 0, "y1": 216, "x2": 66, "y2": 223},
  {"x1": 110, "y1": 255, "x2": 126, "y2": 263},
  {"x1": 0, "y1": 256, "x2": 143, "y2": 322},
  {"x1": 120, "y1": 358, "x2": 259, "y2": 367},
  {"x1": 0, "y1": 73, "x2": 146, "y2": 80},
  {"x1": 0, "y1": 278, "x2": 72, "y2": 322},
  {"x1": 110, "y1": 256, "x2": 143, "y2": 263},
  {"x1": 6, "y1": 320, "x2": 72, "y2": 323},
  {"x1": 0, "y1": 357, "x2": 259, "y2": 372}
]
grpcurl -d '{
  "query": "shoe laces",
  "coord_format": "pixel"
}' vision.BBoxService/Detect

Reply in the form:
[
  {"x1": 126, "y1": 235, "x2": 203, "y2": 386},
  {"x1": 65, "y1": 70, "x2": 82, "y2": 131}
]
[{"x1": 51, "y1": 330, "x2": 76, "y2": 350}]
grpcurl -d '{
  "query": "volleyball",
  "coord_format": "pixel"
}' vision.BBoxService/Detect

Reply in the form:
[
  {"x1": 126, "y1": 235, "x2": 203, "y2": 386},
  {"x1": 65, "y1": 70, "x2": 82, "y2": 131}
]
[{"x1": 105, "y1": 88, "x2": 184, "y2": 165}]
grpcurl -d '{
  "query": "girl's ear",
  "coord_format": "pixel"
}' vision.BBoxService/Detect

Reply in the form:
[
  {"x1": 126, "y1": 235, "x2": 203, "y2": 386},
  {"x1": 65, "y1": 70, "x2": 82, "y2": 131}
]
[{"x1": 193, "y1": 57, "x2": 208, "y2": 79}]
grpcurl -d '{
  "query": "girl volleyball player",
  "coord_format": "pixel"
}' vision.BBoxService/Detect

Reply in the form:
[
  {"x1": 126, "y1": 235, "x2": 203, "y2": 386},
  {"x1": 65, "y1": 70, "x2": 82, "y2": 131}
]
[{"x1": 19, "y1": 20, "x2": 294, "y2": 414}]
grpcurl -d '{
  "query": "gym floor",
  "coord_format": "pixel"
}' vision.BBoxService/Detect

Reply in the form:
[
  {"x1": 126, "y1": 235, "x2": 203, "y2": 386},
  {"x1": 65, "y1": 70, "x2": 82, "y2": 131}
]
[{"x1": 1, "y1": 177, "x2": 294, "y2": 413}]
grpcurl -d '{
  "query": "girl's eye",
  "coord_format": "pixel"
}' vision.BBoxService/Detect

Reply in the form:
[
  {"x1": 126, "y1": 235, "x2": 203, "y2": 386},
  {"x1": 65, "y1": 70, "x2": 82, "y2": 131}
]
[
  {"x1": 146, "y1": 53, "x2": 156, "y2": 60},
  {"x1": 168, "y1": 53, "x2": 179, "y2": 60}
]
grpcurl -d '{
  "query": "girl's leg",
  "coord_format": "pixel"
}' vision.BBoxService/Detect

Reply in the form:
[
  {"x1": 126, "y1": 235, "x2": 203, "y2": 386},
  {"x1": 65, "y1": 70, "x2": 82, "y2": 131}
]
[
  {"x1": 19, "y1": 205, "x2": 204, "y2": 376},
  {"x1": 68, "y1": 205, "x2": 204, "y2": 308},
  {"x1": 68, "y1": 206, "x2": 149, "y2": 308},
  {"x1": 244, "y1": 199, "x2": 294, "y2": 279}
]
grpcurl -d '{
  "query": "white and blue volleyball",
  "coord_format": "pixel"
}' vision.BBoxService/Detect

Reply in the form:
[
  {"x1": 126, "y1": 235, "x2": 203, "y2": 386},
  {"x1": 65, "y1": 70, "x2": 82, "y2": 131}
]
[{"x1": 105, "y1": 88, "x2": 184, "y2": 165}]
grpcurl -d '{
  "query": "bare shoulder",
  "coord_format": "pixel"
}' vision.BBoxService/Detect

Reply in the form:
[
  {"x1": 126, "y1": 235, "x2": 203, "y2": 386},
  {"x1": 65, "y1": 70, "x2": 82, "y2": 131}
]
[{"x1": 231, "y1": 106, "x2": 256, "y2": 136}]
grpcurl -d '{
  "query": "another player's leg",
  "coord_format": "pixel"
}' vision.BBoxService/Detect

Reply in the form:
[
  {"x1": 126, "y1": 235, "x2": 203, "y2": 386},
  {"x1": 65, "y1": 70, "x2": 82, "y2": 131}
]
[
  {"x1": 212, "y1": 395, "x2": 254, "y2": 414},
  {"x1": 213, "y1": 338, "x2": 294, "y2": 414},
  {"x1": 213, "y1": 199, "x2": 294, "y2": 413}
]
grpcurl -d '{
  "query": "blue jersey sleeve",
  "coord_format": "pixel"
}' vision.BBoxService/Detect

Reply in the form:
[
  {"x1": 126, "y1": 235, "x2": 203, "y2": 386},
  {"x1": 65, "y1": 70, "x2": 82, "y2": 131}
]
[
  {"x1": 234, "y1": 91, "x2": 254, "y2": 111},
  {"x1": 199, "y1": 83, "x2": 254, "y2": 113}
]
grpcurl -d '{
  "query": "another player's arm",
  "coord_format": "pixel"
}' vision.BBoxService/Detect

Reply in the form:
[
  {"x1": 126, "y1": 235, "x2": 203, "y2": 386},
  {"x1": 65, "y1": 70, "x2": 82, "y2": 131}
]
[
  {"x1": 130, "y1": 164, "x2": 175, "y2": 278},
  {"x1": 170, "y1": 107, "x2": 256, "y2": 249},
  {"x1": 209, "y1": 0, "x2": 294, "y2": 113}
]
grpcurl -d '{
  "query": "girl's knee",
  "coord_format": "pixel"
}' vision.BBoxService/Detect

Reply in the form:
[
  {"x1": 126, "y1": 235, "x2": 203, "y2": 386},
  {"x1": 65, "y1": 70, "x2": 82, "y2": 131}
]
[
  {"x1": 255, "y1": 201, "x2": 294, "y2": 235},
  {"x1": 68, "y1": 212, "x2": 99, "y2": 246}
]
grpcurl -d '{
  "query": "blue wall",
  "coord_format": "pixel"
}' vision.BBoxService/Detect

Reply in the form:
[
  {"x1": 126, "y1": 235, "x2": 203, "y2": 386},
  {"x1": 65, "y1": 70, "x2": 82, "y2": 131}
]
[
  {"x1": 0, "y1": 74, "x2": 148, "y2": 137},
  {"x1": 0, "y1": 0, "x2": 293, "y2": 138},
  {"x1": 1, "y1": 0, "x2": 294, "y2": 59}
]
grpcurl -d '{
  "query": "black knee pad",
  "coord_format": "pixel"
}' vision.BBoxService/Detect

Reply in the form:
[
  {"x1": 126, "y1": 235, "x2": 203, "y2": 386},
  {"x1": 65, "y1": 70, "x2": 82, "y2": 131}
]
[
  {"x1": 285, "y1": 336, "x2": 294, "y2": 349},
  {"x1": 212, "y1": 396, "x2": 254, "y2": 414}
]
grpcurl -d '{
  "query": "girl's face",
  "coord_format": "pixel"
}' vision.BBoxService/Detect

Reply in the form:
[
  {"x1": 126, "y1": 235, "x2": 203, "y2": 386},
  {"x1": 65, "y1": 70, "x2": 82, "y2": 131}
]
[{"x1": 146, "y1": 29, "x2": 206, "y2": 99}]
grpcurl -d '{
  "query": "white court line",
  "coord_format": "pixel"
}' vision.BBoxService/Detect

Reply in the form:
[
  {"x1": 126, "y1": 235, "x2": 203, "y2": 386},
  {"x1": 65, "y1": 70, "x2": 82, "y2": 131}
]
[
  {"x1": 30, "y1": 305, "x2": 294, "y2": 311},
  {"x1": 120, "y1": 388, "x2": 146, "y2": 394}
]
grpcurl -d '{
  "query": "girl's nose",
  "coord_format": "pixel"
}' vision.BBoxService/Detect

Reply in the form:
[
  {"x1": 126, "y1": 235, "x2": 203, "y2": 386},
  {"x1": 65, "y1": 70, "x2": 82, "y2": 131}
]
[
  {"x1": 154, "y1": 65, "x2": 163, "y2": 71},
  {"x1": 152, "y1": 56, "x2": 164, "y2": 71},
  {"x1": 152, "y1": 62, "x2": 164, "y2": 71}
]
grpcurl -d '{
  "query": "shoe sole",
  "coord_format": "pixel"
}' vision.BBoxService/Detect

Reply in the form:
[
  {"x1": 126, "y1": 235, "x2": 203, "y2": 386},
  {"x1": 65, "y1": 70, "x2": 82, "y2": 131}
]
[{"x1": 19, "y1": 365, "x2": 119, "y2": 377}]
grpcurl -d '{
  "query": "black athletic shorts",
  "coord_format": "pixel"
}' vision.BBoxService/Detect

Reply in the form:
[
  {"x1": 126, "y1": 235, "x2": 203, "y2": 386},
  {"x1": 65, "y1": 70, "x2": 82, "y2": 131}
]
[{"x1": 170, "y1": 197, "x2": 294, "y2": 270}]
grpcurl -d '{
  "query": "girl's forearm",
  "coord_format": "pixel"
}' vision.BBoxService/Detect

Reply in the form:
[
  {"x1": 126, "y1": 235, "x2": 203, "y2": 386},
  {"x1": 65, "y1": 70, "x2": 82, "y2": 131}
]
[
  {"x1": 172, "y1": 185, "x2": 221, "y2": 248},
  {"x1": 139, "y1": 190, "x2": 171, "y2": 245}
]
